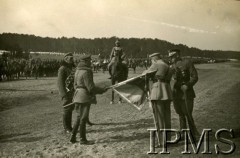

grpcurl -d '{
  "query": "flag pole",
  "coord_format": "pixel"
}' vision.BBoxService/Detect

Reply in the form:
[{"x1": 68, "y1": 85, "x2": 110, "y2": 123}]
[{"x1": 145, "y1": 74, "x2": 161, "y2": 146}]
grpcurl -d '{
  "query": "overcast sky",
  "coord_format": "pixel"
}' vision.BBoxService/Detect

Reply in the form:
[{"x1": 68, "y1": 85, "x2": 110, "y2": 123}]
[{"x1": 0, "y1": 0, "x2": 240, "y2": 51}]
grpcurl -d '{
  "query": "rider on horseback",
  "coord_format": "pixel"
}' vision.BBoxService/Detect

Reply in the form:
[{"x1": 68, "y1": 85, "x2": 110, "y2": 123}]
[{"x1": 108, "y1": 39, "x2": 126, "y2": 79}]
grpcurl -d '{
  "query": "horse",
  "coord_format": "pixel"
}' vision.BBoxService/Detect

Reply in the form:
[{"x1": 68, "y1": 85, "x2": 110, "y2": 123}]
[{"x1": 109, "y1": 61, "x2": 128, "y2": 104}]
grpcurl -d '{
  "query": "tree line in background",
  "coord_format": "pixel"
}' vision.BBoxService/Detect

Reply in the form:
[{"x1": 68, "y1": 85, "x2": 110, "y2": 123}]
[{"x1": 0, "y1": 33, "x2": 240, "y2": 59}]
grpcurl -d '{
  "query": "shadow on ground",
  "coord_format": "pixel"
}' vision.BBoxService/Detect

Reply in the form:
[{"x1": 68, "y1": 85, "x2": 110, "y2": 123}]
[{"x1": 0, "y1": 135, "x2": 49, "y2": 143}]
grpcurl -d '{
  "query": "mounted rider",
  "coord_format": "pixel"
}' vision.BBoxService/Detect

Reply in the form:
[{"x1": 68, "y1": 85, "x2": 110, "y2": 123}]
[{"x1": 108, "y1": 39, "x2": 126, "y2": 78}]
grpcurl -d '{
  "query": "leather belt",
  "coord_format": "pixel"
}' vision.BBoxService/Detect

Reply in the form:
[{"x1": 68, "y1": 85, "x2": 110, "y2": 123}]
[{"x1": 76, "y1": 86, "x2": 87, "y2": 90}]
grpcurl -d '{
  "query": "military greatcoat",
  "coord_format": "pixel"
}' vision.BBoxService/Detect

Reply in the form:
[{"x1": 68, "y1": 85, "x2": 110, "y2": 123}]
[
  {"x1": 73, "y1": 62, "x2": 105, "y2": 104},
  {"x1": 171, "y1": 59, "x2": 198, "y2": 99}
]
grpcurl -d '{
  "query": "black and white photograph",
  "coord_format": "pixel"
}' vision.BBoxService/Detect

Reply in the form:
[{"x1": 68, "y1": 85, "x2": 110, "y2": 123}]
[{"x1": 0, "y1": 0, "x2": 240, "y2": 157}]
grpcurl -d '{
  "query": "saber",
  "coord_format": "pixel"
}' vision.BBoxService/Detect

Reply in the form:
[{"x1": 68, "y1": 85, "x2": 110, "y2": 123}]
[
  {"x1": 63, "y1": 102, "x2": 75, "y2": 108},
  {"x1": 183, "y1": 90, "x2": 199, "y2": 137}
]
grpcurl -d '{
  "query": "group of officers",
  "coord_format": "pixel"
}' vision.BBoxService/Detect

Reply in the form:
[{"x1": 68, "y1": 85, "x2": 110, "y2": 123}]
[
  {"x1": 57, "y1": 40, "x2": 199, "y2": 146},
  {"x1": 144, "y1": 50, "x2": 199, "y2": 146}
]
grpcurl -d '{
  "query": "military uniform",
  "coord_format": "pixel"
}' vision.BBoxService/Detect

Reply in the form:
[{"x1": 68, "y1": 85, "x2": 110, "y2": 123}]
[
  {"x1": 109, "y1": 46, "x2": 124, "y2": 63},
  {"x1": 108, "y1": 40, "x2": 126, "y2": 77},
  {"x1": 145, "y1": 53, "x2": 173, "y2": 144},
  {"x1": 170, "y1": 56, "x2": 199, "y2": 138},
  {"x1": 70, "y1": 55, "x2": 106, "y2": 144},
  {"x1": 57, "y1": 56, "x2": 75, "y2": 132}
]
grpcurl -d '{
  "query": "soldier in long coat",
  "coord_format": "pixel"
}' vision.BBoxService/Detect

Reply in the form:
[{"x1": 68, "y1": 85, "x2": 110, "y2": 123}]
[
  {"x1": 144, "y1": 52, "x2": 173, "y2": 146},
  {"x1": 169, "y1": 49, "x2": 199, "y2": 139},
  {"x1": 70, "y1": 54, "x2": 107, "y2": 145},
  {"x1": 57, "y1": 53, "x2": 75, "y2": 133}
]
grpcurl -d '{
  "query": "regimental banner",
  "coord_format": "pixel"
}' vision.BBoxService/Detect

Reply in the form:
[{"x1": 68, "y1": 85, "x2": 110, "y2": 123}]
[{"x1": 111, "y1": 70, "x2": 157, "y2": 110}]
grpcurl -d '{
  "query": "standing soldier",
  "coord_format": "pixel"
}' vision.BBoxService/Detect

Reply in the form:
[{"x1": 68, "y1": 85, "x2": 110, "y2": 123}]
[
  {"x1": 169, "y1": 49, "x2": 200, "y2": 139},
  {"x1": 143, "y1": 52, "x2": 173, "y2": 146},
  {"x1": 70, "y1": 54, "x2": 108, "y2": 145},
  {"x1": 57, "y1": 53, "x2": 75, "y2": 134}
]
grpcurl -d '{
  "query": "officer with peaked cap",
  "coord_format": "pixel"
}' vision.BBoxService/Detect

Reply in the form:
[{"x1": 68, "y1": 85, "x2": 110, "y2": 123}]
[
  {"x1": 70, "y1": 54, "x2": 108, "y2": 144},
  {"x1": 144, "y1": 52, "x2": 173, "y2": 146},
  {"x1": 64, "y1": 54, "x2": 95, "y2": 126},
  {"x1": 168, "y1": 49, "x2": 180, "y2": 58},
  {"x1": 57, "y1": 53, "x2": 75, "y2": 134},
  {"x1": 169, "y1": 48, "x2": 200, "y2": 140}
]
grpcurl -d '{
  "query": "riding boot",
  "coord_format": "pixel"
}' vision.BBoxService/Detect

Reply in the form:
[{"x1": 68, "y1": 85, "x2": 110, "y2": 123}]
[
  {"x1": 79, "y1": 122, "x2": 88, "y2": 144},
  {"x1": 63, "y1": 112, "x2": 72, "y2": 132},
  {"x1": 86, "y1": 118, "x2": 95, "y2": 126},
  {"x1": 70, "y1": 118, "x2": 80, "y2": 143},
  {"x1": 63, "y1": 113, "x2": 68, "y2": 131},
  {"x1": 67, "y1": 112, "x2": 73, "y2": 131},
  {"x1": 108, "y1": 70, "x2": 112, "y2": 79},
  {"x1": 178, "y1": 115, "x2": 187, "y2": 139},
  {"x1": 179, "y1": 115, "x2": 187, "y2": 130},
  {"x1": 108, "y1": 66, "x2": 112, "y2": 79}
]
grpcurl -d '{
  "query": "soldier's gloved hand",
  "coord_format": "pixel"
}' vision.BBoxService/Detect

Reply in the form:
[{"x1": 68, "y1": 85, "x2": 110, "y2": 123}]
[
  {"x1": 181, "y1": 84, "x2": 188, "y2": 92},
  {"x1": 62, "y1": 93, "x2": 71, "y2": 101},
  {"x1": 103, "y1": 87, "x2": 110, "y2": 92},
  {"x1": 141, "y1": 70, "x2": 147, "y2": 75}
]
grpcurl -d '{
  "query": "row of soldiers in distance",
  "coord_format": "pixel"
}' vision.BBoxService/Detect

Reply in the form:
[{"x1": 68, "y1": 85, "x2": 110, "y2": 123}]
[
  {"x1": 0, "y1": 55, "x2": 151, "y2": 81},
  {"x1": 90, "y1": 54, "x2": 222, "y2": 73},
  {"x1": 0, "y1": 57, "x2": 61, "y2": 81},
  {"x1": 0, "y1": 52, "x2": 216, "y2": 82}
]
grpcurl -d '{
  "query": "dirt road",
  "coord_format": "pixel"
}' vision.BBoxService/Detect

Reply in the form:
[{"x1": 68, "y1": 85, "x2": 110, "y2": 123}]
[{"x1": 0, "y1": 62, "x2": 240, "y2": 157}]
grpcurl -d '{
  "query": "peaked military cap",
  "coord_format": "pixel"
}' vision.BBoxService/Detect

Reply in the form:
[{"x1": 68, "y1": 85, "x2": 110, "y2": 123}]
[
  {"x1": 64, "y1": 53, "x2": 73, "y2": 58},
  {"x1": 149, "y1": 52, "x2": 160, "y2": 58},
  {"x1": 79, "y1": 54, "x2": 91, "y2": 61},
  {"x1": 168, "y1": 49, "x2": 180, "y2": 57}
]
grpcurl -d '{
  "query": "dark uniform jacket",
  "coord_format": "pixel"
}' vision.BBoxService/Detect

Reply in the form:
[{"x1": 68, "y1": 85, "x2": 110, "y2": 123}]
[
  {"x1": 57, "y1": 62, "x2": 74, "y2": 99},
  {"x1": 171, "y1": 58, "x2": 198, "y2": 99},
  {"x1": 73, "y1": 61, "x2": 105, "y2": 104}
]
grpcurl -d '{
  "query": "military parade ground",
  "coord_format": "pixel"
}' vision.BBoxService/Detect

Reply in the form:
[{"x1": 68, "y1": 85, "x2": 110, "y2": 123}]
[{"x1": 0, "y1": 61, "x2": 239, "y2": 157}]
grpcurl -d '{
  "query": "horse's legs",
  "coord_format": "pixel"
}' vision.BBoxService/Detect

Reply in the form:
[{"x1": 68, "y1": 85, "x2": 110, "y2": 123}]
[
  {"x1": 108, "y1": 67, "x2": 111, "y2": 76},
  {"x1": 118, "y1": 79, "x2": 123, "y2": 103},
  {"x1": 111, "y1": 78, "x2": 115, "y2": 103},
  {"x1": 118, "y1": 95, "x2": 122, "y2": 103}
]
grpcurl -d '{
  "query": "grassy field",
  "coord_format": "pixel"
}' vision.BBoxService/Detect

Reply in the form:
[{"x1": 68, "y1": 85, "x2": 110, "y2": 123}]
[{"x1": 0, "y1": 62, "x2": 240, "y2": 157}]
